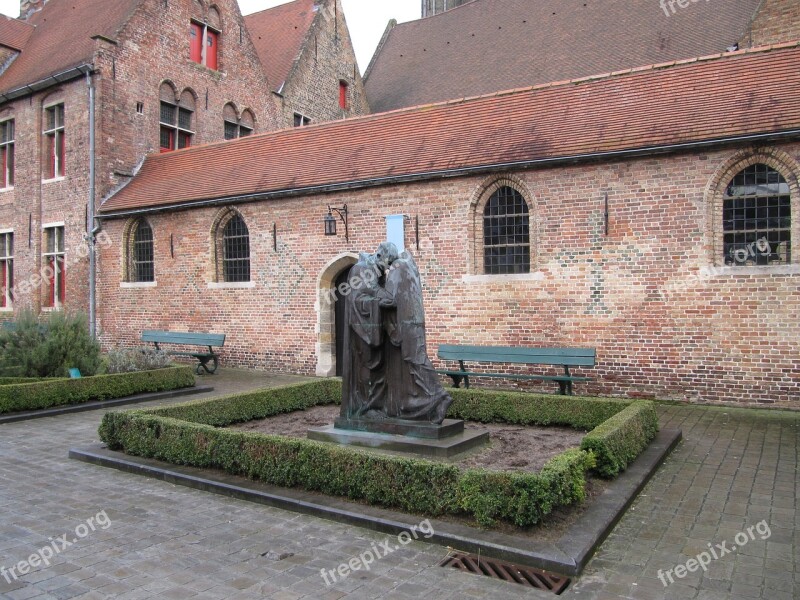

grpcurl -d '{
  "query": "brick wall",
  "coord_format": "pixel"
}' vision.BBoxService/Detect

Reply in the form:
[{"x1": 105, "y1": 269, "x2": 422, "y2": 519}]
[
  {"x1": 97, "y1": 141, "x2": 800, "y2": 408},
  {"x1": 743, "y1": 0, "x2": 800, "y2": 47},
  {"x1": 276, "y1": 0, "x2": 369, "y2": 127},
  {"x1": 0, "y1": 0, "x2": 281, "y2": 319}
]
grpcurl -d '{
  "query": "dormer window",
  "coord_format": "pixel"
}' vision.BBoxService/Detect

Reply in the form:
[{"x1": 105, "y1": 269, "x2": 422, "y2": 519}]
[{"x1": 190, "y1": 21, "x2": 219, "y2": 70}]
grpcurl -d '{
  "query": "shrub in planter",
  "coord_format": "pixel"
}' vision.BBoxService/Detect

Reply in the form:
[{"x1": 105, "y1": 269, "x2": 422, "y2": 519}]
[
  {"x1": 0, "y1": 310, "x2": 101, "y2": 377},
  {"x1": 104, "y1": 346, "x2": 173, "y2": 374}
]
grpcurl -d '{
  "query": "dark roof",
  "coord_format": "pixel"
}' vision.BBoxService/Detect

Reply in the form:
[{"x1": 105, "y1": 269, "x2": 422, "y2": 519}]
[
  {"x1": 0, "y1": 0, "x2": 138, "y2": 96},
  {"x1": 364, "y1": 0, "x2": 764, "y2": 112},
  {"x1": 100, "y1": 43, "x2": 800, "y2": 215},
  {"x1": 0, "y1": 15, "x2": 33, "y2": 51},
  {"x1": 244, "y1": 0, "x2": 318, "y2": 93}
]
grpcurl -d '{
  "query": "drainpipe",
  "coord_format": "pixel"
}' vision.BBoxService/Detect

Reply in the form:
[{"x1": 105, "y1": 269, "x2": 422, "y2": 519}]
[{"x1": 87, "y1": 71, "x2": 97, "y2": 338}]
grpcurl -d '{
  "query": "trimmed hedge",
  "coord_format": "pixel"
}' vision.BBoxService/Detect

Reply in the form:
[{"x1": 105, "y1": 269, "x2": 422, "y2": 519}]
[
  {"x1": 448, "y1": 387, "x2": 630, "y2": 430},
  {"x1": 99, "y1": 379, "x2": 657, "y2": 527},
  {"x1": 0, "y1": 366, "x2": 196, "y2": 414},
  {"x1": 580, "y1": 400, "x2": 659, "y2": 478},
  {"x1": 0, "y1": 377, "x2": 48, "y2": 386}
]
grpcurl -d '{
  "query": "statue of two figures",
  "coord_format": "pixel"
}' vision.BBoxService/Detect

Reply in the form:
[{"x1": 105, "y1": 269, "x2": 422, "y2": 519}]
[{"x1": 340, "y1": 242, "x2": 453, "y2": 426}]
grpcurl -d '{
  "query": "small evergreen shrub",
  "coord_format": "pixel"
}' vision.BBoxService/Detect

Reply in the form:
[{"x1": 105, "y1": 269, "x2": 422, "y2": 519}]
[
  {"x1": 104, "y1": 346, "x2": 173, "y2": 374},
  {"x1": 0, "y1": 310, "x2": 101, "y2": 377}
]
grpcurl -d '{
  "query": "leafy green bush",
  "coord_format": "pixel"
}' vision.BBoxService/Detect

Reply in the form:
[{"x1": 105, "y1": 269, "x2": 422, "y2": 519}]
[
  {"x1": 0, "y1": 366, "x2": 195, "y2": 414},
  {"x1": 580, "y1": 400, "x2": 659, "y2": 478},
  {"x1": 0, "y1": 310, "x2": 101, "y2": 377},
  {"x1": 104, "y1": 346, "x2": 173, "y2": 374}
]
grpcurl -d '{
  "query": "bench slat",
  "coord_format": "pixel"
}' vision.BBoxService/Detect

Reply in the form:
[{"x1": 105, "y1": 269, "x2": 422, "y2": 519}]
[
  {"x1": 436, "y1": 370, "x2": 591, "y2": 382},
  {"x1": 142, "y1": 331, "x2": 226, "y2": 347},
  {"x1": 437, "y1": 345, "x2": 595, "y2": 367}
]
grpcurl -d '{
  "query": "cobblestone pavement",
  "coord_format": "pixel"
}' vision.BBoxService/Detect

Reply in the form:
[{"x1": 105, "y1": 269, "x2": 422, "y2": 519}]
[{"x1": 0, "y1": 370, "x2": 797, "y2": 599}]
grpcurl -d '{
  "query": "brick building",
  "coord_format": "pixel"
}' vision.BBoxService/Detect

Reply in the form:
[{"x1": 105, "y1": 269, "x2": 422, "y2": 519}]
[
  {"x1": 0, "y1": 0, "x2": 364, "y2": 331},
  {"x1": 365, "y1": 0, "x2": 800, "y2": 113},
  {"x1": 97, "y1": 43, "x2": 800, "y2": 408},
  {"x1": 245, "y1": 0, "x2": 369, "y2": 128}
]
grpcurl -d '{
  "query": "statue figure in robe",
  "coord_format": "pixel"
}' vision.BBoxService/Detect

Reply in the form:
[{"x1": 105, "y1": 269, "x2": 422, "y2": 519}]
[
  {"x1": 339, "y1": 244, "x2": 398, "y2": 420},
  {"x1": 379, "y1": 251, "x2": 453, "y2": 424}
]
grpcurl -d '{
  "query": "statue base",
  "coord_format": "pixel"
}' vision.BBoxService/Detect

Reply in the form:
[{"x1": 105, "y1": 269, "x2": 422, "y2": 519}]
[
  {"x1": 333, "y1": 417, "x2": 464, "y2": 439},
  {"x1": 307, "y1": 424, "x2": 489, "y2": 459}
]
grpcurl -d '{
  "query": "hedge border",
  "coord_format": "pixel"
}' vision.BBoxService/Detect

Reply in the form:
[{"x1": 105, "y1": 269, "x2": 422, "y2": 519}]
[
  {"x1": 99, "y1": 380, "x2": 658, "y2": 527},
  {"x1": 0, "y1": 366, "x2": 196, "y2": 414}
]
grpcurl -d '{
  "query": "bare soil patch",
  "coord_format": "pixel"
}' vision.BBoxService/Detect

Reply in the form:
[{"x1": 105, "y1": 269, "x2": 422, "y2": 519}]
[
  {"x1": 228, "y1": 405, "x2": 608, "y2": 536},
  {"x1": 229, "y1": 404, "x2": 586, "y2": 472}
]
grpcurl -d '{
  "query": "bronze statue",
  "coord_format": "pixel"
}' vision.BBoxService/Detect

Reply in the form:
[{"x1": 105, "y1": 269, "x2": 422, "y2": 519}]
[{"x1": 340, "y1": 242, "x2": 452, "y2": 425}]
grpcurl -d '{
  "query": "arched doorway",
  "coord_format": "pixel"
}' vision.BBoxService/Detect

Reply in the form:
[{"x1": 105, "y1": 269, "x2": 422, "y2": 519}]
[
  {"x1": 333, "y1": 267, "x2": 352, "y2": 376},
  {"x1": 315, "y1": 253, "x2": 358, "y2": 377}
]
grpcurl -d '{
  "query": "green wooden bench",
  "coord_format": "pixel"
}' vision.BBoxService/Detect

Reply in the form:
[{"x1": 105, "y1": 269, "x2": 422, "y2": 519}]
[
  {"x1": 436, "y1": 345, "x2": 596, "y2": 395},
  {"x1": 141, "y1": 330, "x2": 226, "y2": 375}
]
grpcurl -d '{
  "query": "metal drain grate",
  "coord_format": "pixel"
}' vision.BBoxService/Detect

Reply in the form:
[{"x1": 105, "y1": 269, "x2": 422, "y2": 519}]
[{"x1": 439, "y1": 552, "x2": 571, "y2": 594}]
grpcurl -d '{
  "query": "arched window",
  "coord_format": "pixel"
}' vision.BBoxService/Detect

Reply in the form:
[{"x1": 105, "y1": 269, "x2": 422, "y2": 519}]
[
  {"x1": 223, "y1": 104, "x2": 254, "y2": 140},
  {"x1": 723, "y1": 164, "x2": 791, "y2": 265},
  {"x1": 222, "y1": 214, "x2": 250, "y2": 282},
  {"x1": 483, "y1": 186, "x2": 530, "y2": 274},
  {"x1": 132, "y1": 220, "x2": 154, "y2": 282},
  {"x1": 160, "y1": 88, "x2": 194, "y2": 152}
]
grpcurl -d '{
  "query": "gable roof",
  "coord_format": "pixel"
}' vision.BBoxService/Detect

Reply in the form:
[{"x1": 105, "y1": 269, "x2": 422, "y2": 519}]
[
  {"x1": 99, "y1": 43, "x2": 800, "y2": 216},
  {"x1": 244, "y1": 0, "x2": 318, "y2": 93},
  {"x1": 0, "y1": 15, "x2": 34, "y2": 52},
  {"x1": 364, "y1": 0, "x2": 764, "y2": 113},
  {"x1": 0, "y1": 0, "x2": 139, "y2": 97}
]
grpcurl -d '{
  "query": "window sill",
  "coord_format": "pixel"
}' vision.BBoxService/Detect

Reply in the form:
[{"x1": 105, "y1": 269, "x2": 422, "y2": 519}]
[
  {"x1": 120, "y1": 281, "x2": 157, "y2": 288},
  {"x1": 0, "y1": 186, "x2": 14, "y2": 193},
  {"x1": 208, "y1": 281, "x2": 255, "y2": 289},
  {"x1": 0, "y1": 306, "x2": 12, "y2": 312},
  {"x1": 41, "y1": 306, "x2": 62, "y2": 312},
  {"x1": 42, "y1": 176, "x2": 66, "y2": 184},
  {"x1": 461, "y1": 272, "x2": 546, "y2": 284},
  {"x1": 704, "y1": 264, "x2": 800, "y2": 276}
]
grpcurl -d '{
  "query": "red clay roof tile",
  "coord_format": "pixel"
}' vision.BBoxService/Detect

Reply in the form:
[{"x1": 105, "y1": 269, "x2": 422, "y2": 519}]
[
  {"x1": 0, "y1": 14, "x2": 34, "y2": 52},
  {"x1": 100, "y1": 43, "x2": 800, "y2": 215},
  {"x1": 244, "y1": 0, "x2": 317, "y2": 93},
  {"x1": 0, "y1": 0, "x2": 138, "y2": 95},
  {"x1": 364, "y1": 0, "x2": 764, "y2": 113}
]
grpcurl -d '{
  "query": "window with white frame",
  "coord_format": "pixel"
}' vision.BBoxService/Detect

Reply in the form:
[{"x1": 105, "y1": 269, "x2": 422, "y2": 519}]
[
  {"x1": 0, "y1": 231, "x2": 12, "y2": 308},
  {"x1": 44, "y1": 104, "x2": 65, "y2": 179},
  {"x1": 0, "y1": 120, "x2": 14, "y2": 188},
  {"x1": 43, "y1": 225, "x2": 65, "y2": 307}
]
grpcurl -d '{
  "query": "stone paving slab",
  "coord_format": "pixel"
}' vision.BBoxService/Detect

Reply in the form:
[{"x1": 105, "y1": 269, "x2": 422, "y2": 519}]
[{"x1": 0, "y1": 369, "x2": 797, "y2": 599}]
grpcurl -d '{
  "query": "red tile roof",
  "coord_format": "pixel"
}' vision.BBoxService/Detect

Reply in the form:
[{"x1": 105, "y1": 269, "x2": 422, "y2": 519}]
[
  {"x1": 100, "y1": 43, "x2": 800, "y2": 215},
  {"x1": 244, "y1": 0, "x2": 318, "y2": 93},
  {"x1": 0, "y1": 15, "x2": 33, "y2": 52},
  {"x1": 364, "y1": 0, "x2": 765, "y2": 112},
  {"x1": 0, "y1": 0, "x2": 138, "y2": 95}
]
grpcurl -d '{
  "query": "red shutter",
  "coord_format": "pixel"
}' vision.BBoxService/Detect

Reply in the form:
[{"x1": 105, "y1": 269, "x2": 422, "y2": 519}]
[
  {"x1": 1, "y1": 147, "x2": 6, "y2": 188},
  {"x1": 47, "y1": 256, "x2": 55, "y2": 307},
  {"x1": 190, "y1": 23, "x2": 203, "y2": 63},
  {"x1": 57, "y1": 256, "x2": 65, "y2": 306},
  {"x1": 57, "y1": 131, "x2": 65, "y2": 176},
  {"x1": 206, "y1": 30, "x2": 218, "y2": 70},
  {"x1": 339, "y1": 81, "x2": 348, "y2": 110},
  {"x1": 0, "y1": 261, "x2": 6, "y2": 308},
  {"x1": 47, "y1": 134, "x2": 55, "y2": 179}
]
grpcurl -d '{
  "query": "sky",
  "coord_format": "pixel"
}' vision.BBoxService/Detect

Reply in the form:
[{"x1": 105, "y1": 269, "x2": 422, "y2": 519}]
[{"x1": 0, "y1": 0, "x2": 420, "y2": 71}]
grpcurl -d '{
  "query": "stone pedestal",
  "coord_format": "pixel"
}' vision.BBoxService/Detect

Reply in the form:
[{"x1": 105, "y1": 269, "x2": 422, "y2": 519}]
[{"x1": 308, "y1": 418, "x2": 489, "y2": 459}]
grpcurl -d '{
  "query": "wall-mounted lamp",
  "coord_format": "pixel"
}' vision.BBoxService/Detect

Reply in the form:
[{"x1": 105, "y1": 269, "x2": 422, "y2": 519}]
[{"x1": 324, "y1": 204, "x2": 348, "y2": 241}]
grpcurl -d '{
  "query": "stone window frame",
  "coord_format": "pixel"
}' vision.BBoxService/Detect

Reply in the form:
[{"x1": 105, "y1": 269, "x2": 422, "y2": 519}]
[
  {"x1": 0, "y1": 118, "x2": 15, "y2": 190},
  {"x1": 467, "y1": 175, "x2": 538, "y2": 277},
  {"x1": 0, "y1": 229, "x2": 13, "y2": 309},
  {"x1": 122, "y1": 218, "x2": 156, "y2": 285},
  {"x1": 42, "y1": 101, "x2": 65, "y2": 181},
  {"x1": 209, "y1": 207, "x2": 252, "y2": 285},
  {"x1": 190, "y1": 2, "x2": 222, "y2": 71},
  {"x1": 705, "y1": 148, "x2": 800, "y2": 268},
  {"x1": 159, "y1": 83, "x2": 196, "y2": 152},
  {"x1": 223, "y1": 103, "x2": 255, "y2": 139}
]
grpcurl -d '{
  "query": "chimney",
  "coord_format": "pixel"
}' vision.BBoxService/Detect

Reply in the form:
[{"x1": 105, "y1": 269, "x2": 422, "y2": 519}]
[{"x1": 20, "y1": 0, "x2": 47, "y2": 20}]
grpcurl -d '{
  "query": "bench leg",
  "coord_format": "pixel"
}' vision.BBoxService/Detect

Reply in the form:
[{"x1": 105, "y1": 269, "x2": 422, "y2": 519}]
[
  {"x1": 449, "y1": 374, "x2": 463, "y2": 388},
  {"x1": 558, "y1": 380, "x2": 567, "y2": 395},
  {"x1": 196, "y1": 356, "x2": 219, "y2": 375}
]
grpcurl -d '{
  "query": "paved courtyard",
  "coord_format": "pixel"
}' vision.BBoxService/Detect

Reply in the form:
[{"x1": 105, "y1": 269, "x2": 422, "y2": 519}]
[{"x1": 0, "y1": 370, "x2": 797, "y2": 599}]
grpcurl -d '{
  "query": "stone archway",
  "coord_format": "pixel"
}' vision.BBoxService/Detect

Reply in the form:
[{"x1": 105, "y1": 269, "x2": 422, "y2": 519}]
[{"x1": 315, "y1": 253, "x2": 358, "y2": 376}]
